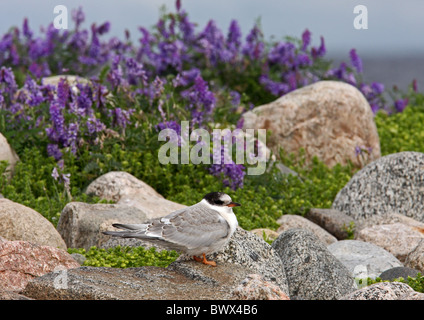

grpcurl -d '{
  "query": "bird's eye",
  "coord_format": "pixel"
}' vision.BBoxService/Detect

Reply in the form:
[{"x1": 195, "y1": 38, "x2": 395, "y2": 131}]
[{"x1": 214, "y1": 200, "x2": 224, "y2": 205}]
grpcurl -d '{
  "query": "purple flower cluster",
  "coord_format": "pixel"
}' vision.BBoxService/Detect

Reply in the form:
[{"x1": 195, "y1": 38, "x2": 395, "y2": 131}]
[
  {"x1": 209, "y1": 144, "x2": 246, "y2": 190},
  {"x1": 0, "y1": 1, "x2": 418, "y2": 190}
]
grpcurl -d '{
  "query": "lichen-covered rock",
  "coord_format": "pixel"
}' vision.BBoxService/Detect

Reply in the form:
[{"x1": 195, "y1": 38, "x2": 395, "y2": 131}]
[
  {"x1": 272, "y1": 228, "x2": 356, "y2": 300},
  {"x1": 333, "y1": 152, "x2": 424, "y2": 223},
  {"x1": 327, "y1": 240, "x2": 403, "y2": 280},
  {"x1": 242, "y1": 80, "x2": 380, "y2": 168},
  {"x1": 231, "y1": 274, "x2": 290, "y2": 300},
  {"x1": 22, "y1": 228, "x2": 290, "y2": 300},
  {"x1": 180, "y1": 227, "x2": 289, "y2": 294},
  {"x1": 356, "y1": 222, "x2": 424, "y2": 263},
  {"x1": 0, "y1": 237, "x2": 79, "y2": 292},
  {"x1": 340, "y1": 282, "x2": 415, "y2": 300}
]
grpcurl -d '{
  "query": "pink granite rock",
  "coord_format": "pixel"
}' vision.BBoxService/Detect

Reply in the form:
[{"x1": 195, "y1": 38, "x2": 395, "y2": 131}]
[{"x1": 0, "y1": 237, "x2": 79, "y2": 292}]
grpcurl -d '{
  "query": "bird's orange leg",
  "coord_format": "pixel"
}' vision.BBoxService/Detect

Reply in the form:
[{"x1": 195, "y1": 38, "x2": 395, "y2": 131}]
[{"x1": 193, "y1": 253, "x2": 217, "y2": 267}]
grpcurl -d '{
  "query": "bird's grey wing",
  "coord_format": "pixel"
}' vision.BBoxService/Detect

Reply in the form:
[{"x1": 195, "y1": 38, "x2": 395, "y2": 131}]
[{"x1": 150, "y1": 203, "x2": 230, "y2": 250}]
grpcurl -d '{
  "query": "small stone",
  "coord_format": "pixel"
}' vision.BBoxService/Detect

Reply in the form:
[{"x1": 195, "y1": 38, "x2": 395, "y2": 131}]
[
  {"x1": 379, "y1": 267, "x2": 421, "y2": 282},
  {"x1": 340, "y1": 282, "x2": 415, "y2": 300},
  {"x1": 305, "y1": 208, "x2": 356, "y2": 240},
  {"x1": 328, "y1": 240, "x2": 403, "y2": 280},
  {"x1": 356, "y1": 222, "x2": 424, "y2": 263},
  {"x1": 231, "y1": 274, "x2": 290, "y2": 300},
  {"x1": 277, "y1": 214, "x2": 337, "y2": 245}
]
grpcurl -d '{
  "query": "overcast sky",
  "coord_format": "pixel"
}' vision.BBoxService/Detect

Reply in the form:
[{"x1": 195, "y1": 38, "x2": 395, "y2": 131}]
[{"x1": 1, "y1": 0, "x2": 424, "y2": 58}]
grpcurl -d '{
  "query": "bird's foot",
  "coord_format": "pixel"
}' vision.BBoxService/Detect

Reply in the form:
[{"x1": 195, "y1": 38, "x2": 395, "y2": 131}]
[{"x1": 193, "y1": 253, "x2": 217, "y2": 267}]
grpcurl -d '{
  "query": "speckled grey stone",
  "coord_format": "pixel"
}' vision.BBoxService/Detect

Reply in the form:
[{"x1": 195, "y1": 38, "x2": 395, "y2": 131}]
[
  {"x1": 379, "y1": 267, "x2": 421, "y2": 282},
  {"x1": 272, "y1": 228, "x2": 356, "y2": 300},
  {"x1": 332, "y1": 152, "x2": 424, "y2": 223},
  {"x1": 327, "y1": 240, "x2": 403, "y2": 279},
  {"x1": 178, "y1": 227, "x2": 289, "y2": 294},
  {"x1": 340, "y1": 282, "x2": 415, "y2": 300}
]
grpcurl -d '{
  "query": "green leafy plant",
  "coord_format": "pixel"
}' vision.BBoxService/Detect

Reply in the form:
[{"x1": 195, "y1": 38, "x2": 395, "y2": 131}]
[
  {"x1": 360, "y1": 273, "x2": 424, "y2": 293},
  {"x1": 68, "y1": 246, "x2": 180, "y2": 268}
]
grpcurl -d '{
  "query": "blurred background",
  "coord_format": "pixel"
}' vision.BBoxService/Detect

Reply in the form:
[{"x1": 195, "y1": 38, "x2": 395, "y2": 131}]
[{"x1": 1, "y1": 0, "x2": 423, "y2": 91}]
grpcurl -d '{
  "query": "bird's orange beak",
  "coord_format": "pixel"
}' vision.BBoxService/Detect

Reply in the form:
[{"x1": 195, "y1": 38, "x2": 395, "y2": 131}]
[{"x1": 227, "y1": 202, "x2": 241, "y2": 207}]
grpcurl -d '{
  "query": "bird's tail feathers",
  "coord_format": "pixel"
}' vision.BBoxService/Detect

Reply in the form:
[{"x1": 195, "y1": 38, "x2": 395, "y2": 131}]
[
  {"x1": 103, "y1": 223, "x2": 150, "y2": 239},
  {"x1": 112, "y1": 223, "x2": 147, "y2": 230}
]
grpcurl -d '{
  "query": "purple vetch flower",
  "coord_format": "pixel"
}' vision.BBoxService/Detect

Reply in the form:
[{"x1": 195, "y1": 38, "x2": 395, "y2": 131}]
[
  {"x1": 268, "y1": 42, "x2": 296, "y2": 66},
  {"x1": 46, "y1": 102, "x2": 66, "y2": 143},
  {"x1": 56, "y1": 78, "x2": 70, "y2": 107},
  {"x1": 371, "y1": 82, "x2": 385, "y2": 95},
  {"x1": 28, "y1": 62, "x2": 51, "y2": 78},
  {"x1": 311, "y1": 36, "x2": 326, "y2": 59},
  {"x1": 180, "y1": 75, "x2": 216, "y2": 125},
  {"x1": 47, "y1": 144, "x2": 63, "y2": 161},
  {"x1": 51, "y1": 166, "x2": 60, "y2": 180},
  {"x1": 198, "y1": 20, "x2": 229, "y2": 65},
  {"x1": 394, "y1": 98, "x2": 408, "y2": 112},
  {"x1": 259, "y1": 75, "x2": 289, "y2": 96},
  {"x1": 153, "y1": 76, "x2": 165, "y2": 98},
  {"x1": 125, "y1": 57, "x2": 147, "y2": 86},
  {"x1": 62, "y1": 173, "x2": 71, "y2": 189},
  {"x1": 155, "y1": 120, "x2": 181, "y2": 133},
  {"x1": 227, "y1": 20, "x2": 242, "y2": 60},
  {"x1": 349, "y1": 49, "x2": 363, "y2": 73},
  {"x1": 86, "y1": 117, "x2": 106, "y2": 135},
  {"x1": 412, "y1": 79, "x2": 418, "y2": 92},
  {"x1": 242, "y1": 24, "x2": 264, "y2": 61},
  {"x1": 156, "y1": 39, "x2": 187, "y2": 73},
  {"x1": 301, "y1": 29, "x2": 311, "y2": 51},
  {"x1": 23, "y1": 77, "x2": 44, "y2": 106},
  {"x1": 109, "y1": 107, "x2": 135, "y2": 129},
  {"x1": 107, "y1": 55, "x2": 125, "y2": 89},
  {"x1": 178, "y1": 10, "x2": 196, "y2": 43},
  {"x1": 0, "y1": 66, "x2": 18, "y2": 95},
  {"x1": 23, "y1": 18, "x2": 33, "y2": 39},
  {"x1": 72, "y1": 6, "x2": 85, "y2": 29},
  {"x1": 69, "y1": 29, "x2": 89, "y2": 51},
  {"x1": 66, "y1": 122, "x2": 80, "y2": 154},
  {"x1": 229, "y1": 90, "x2": 241, "y2": 107},
  {"x1": 209, "y1": 147, "x2": 246, "y2": 190},
  {"x1": 172, "y1": 68, "x2": 201, "y2": 87},
  {"x1": 96, "y1": 22, "x2": 110, "y2": 35},
  {"x1": 236, "y1": 117, "x2": 244, "y2": 130}
]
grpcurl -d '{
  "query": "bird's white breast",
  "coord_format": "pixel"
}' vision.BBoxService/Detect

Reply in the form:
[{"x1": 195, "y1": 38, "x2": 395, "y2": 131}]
[{"x1": 200, "y1": 199, "x2": 238, "y2": 236}]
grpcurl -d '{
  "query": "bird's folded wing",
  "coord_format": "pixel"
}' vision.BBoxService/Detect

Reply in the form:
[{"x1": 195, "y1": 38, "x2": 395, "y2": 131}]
[{"x1": 148, "y1": 204, "x2": 230, "y2": 250}]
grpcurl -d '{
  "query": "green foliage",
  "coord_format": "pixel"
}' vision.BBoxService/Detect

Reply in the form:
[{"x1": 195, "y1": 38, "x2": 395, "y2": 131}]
[
  {"x1": 360, "y1": 273, "x2": 424, "y2": 293},
  {"x1": 376, "y1": 106, "x2": 424, "y2": 155},
  {"x1": 68, "y1": 246, "x2": 179, "y2": 268},
  {"x1": 0, "y1": 147, "x2": 106, "y2": 226},
  {"x1": 341, "y1": 221, "x2": 356, "y2": 240}
]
